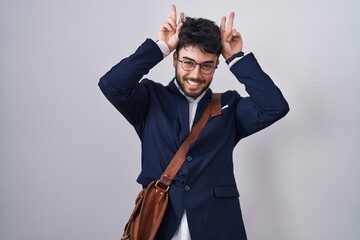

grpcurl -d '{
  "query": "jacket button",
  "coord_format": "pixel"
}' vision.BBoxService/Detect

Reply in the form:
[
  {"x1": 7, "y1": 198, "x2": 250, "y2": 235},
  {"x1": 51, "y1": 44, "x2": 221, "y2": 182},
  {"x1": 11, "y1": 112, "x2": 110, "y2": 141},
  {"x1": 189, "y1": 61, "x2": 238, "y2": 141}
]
[
  {"x1": 186, "y1": 156, "x2": 192, "y2": 162},
  {"x1": 184, "y1": 185, "x2": 191, "y2": 191}
]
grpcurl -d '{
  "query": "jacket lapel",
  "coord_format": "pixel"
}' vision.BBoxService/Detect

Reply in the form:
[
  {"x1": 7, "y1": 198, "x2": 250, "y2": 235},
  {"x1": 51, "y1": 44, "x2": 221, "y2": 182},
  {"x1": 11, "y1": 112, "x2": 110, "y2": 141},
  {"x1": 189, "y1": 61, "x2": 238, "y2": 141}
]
[{"x1": 193, "y1": 89, "x2": 213, "y2": 125}]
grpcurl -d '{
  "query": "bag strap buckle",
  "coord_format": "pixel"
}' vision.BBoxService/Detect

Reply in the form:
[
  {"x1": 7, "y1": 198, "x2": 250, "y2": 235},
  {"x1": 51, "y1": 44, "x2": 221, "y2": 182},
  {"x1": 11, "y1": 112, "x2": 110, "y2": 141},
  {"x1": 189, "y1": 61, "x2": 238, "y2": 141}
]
[{"x1": 155, "y1": 180, "x2": 170, "y2": 192}]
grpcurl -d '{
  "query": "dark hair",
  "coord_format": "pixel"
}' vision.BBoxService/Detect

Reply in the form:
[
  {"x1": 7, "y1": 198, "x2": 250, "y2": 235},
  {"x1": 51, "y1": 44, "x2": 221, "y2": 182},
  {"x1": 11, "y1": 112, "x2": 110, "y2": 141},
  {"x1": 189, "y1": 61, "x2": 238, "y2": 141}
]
[{"x1": 176, "y1": 17, "x2": 222, "y2": 56}]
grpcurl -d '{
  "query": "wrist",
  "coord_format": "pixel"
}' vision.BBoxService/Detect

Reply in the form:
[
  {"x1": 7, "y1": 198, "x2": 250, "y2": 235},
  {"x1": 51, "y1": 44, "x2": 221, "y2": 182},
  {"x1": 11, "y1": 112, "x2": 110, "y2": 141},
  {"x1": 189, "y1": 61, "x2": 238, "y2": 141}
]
[
  {"x1": 225, "y1": 51, "x2": 244, "y2": 64},
  {"x1": 156, "y1": 40, "x2": 171, "y2": 57}
]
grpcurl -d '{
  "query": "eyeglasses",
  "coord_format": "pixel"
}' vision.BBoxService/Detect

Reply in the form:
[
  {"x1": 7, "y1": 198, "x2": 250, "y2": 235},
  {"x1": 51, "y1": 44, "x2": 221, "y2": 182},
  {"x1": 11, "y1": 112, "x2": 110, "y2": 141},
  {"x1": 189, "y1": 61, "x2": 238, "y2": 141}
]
[{"x1": 178, "y1": 58, "x2": 217, "y2": 75}]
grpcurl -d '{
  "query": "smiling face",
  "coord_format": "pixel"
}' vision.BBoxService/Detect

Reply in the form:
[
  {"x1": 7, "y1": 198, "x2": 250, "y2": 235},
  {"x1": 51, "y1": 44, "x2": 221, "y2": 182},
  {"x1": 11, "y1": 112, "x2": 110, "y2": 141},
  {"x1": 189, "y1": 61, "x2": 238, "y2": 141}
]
[{"x1": 173, "y1": 45, "x2": 219, "y2": 99}]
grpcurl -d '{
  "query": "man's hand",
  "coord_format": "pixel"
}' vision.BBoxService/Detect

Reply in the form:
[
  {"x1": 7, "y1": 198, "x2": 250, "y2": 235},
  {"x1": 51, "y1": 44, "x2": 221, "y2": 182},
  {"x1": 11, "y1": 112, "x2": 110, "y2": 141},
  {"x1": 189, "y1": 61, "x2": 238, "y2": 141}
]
[
  {"x1": 158, "y1": 4, "x2": 185, "y2": 52},
  {"x1": 220, "y1": 12, "x2": 243, "y2": 60}
]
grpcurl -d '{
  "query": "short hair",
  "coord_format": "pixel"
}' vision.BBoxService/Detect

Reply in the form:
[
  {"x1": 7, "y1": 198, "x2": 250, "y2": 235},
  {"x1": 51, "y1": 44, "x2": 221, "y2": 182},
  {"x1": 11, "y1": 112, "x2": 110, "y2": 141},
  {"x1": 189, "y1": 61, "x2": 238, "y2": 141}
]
[{"x1": 176, "y1": 17, "x2": 222, "y2": 56}]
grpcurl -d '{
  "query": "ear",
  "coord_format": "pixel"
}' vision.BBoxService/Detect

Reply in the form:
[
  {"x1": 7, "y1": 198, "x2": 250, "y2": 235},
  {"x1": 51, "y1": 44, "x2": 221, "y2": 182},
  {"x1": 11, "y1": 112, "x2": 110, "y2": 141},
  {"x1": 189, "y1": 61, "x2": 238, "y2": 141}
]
[
  {"x1": 216, "y1": 58, "x2": 220, "y2": 67},
  {"x1": 173, "y1": 52, "x2": 178, "y2": 68}
]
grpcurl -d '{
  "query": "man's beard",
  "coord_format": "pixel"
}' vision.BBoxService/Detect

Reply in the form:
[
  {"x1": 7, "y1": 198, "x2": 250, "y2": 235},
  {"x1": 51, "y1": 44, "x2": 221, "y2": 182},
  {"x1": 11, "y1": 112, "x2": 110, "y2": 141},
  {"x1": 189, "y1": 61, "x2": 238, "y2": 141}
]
[{"x1": 175, "y1": 70, "x2": 212, "y2": 99}]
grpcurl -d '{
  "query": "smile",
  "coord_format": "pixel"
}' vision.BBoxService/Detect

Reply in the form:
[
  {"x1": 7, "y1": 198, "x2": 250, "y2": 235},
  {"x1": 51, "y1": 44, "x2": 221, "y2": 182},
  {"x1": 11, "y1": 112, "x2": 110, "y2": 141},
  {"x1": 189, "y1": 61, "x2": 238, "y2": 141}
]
[{"x1": 186, "y1": 79, "x2": 203, "y2": 86}]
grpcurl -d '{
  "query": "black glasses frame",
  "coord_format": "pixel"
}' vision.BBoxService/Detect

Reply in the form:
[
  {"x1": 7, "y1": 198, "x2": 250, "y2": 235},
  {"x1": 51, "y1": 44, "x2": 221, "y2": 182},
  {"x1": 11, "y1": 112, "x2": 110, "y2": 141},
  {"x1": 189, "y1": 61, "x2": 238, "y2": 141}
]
[{"x1": 178, "y1": 59, "x2": 217, "y2": 75}]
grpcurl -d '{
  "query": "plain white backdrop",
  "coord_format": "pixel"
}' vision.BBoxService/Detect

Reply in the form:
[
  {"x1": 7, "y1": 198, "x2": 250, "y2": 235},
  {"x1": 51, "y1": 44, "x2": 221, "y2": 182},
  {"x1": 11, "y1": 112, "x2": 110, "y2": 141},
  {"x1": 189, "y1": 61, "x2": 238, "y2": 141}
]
[{"x1": 1, "y1": 0, "x2": 359, "y2": 239}]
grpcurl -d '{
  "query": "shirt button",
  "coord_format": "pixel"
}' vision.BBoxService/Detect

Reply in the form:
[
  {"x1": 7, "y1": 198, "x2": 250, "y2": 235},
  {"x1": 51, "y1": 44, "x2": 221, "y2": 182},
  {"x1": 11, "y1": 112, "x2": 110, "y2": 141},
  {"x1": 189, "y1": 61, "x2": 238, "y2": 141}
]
[
  {"x1": 184, "y1": 185, "x2": 191, "y2": 191},
  {"x1": 186, "y1": 156, "x2": 192, "y2": 162}
]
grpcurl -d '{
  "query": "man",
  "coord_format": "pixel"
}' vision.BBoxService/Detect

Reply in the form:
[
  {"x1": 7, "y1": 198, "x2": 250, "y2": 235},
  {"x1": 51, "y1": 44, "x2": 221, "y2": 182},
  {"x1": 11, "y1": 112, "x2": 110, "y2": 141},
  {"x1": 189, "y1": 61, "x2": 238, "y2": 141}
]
[{"x1": 99, "y1": 5, "x2": 289, "y2": 240}]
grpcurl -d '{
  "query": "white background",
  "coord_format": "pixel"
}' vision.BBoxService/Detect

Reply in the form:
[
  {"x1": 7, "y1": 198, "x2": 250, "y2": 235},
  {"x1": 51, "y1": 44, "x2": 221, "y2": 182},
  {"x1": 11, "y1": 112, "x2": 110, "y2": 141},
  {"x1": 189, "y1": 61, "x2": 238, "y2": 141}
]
[{"x1": 1, "y1": 0, "x2": 359, "y2": 239}]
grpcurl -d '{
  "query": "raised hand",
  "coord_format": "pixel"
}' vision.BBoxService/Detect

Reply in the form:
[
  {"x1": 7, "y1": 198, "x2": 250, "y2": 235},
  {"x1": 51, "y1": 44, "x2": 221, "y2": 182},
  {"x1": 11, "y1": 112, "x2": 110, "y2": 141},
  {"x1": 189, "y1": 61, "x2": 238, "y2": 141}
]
[
  {"x1": 220, "y1": 12, "x2": 243, "y2": 60},
  {"x1": 157, "y1": 5, "x2": 185, "y2": 52}
]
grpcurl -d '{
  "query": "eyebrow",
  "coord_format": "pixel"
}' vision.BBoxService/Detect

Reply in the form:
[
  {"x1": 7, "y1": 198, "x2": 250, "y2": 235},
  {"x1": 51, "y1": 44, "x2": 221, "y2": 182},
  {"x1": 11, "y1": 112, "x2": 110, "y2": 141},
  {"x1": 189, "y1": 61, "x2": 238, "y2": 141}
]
[{"x1": 182, "y1": 56, "x2": 216, "y2": 64}]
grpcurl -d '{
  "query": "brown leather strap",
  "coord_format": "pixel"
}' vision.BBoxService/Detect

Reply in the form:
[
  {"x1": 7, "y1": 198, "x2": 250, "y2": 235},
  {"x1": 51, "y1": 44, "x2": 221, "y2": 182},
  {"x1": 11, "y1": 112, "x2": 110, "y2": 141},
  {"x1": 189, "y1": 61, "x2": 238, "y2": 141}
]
[
  {"x1": 211, "y1": 93, "x2": 222, "y2": 117},
  {"x1": 159, "y1": 93, "x2": 221, "y2": 187}
]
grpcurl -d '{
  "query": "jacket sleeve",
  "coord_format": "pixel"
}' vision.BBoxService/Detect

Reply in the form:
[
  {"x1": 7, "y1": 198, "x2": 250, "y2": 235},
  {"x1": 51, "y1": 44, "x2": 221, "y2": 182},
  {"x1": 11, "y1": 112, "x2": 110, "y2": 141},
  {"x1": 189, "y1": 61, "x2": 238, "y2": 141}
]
[
  {"x1": 98, "y1": 39, "x2": 164, "y2": 127},
  {"x1": 231, "y1": 53, "x2": 290, "y2": 139}
]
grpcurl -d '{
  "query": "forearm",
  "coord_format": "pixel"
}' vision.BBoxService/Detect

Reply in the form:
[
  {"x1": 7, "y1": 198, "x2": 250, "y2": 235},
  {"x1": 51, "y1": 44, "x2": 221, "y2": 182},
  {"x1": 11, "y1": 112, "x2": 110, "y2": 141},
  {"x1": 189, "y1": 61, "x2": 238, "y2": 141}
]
[
  {"x1": 232, "y1": 53, "x2": 289, "y2": 137},
  {"x1": 99, "y1": 39, "x2": 163, "y2": 92},
  {"x1": 98, "y1": 39, "x2": 164, "y2": 127},
  {"x1": 232, "y1": 53, "x2": 289, "y2": 115}
]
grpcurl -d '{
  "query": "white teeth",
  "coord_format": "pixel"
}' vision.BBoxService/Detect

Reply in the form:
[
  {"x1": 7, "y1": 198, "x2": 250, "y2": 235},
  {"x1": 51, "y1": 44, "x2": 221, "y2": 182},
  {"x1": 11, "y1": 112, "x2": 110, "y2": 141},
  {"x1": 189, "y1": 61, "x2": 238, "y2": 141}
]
[{"x1": 187, "y1": 79, "x2": 200, "y2": 86}]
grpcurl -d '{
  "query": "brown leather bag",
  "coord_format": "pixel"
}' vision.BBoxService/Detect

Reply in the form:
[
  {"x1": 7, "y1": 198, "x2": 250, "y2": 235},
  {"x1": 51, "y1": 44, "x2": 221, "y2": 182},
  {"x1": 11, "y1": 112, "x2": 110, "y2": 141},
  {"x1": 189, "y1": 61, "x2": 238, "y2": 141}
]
[{"x1": 121, "y1": 93, "x2": 221, "y2": 240}]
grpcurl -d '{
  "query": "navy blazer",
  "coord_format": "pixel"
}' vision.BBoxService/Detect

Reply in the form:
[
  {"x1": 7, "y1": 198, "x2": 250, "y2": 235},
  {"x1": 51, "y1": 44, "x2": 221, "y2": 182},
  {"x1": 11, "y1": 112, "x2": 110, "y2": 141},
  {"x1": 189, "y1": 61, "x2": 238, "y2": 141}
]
[{"x1": 99, "y1": 39, "x2": 289, "y2": 240}]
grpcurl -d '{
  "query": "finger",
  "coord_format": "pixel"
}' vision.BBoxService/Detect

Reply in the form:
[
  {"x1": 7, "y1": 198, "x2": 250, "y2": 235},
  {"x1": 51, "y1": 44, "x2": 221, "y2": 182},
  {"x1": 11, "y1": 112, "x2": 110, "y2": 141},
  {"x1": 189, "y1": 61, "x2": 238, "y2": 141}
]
[
  {"x1": 167, "y1": 17, "x2": 177, "y2": 29},
  {"x1": 232, "y1": 29, "x2": 241, "y2": 38},
  {"x1": 227, "y1": 34, "x2": 233, "y2": 42},
  {"x1": 171, "y1": 4, "x2": 177, "y2": 22},
  {"x1": 227, "y1": 29, "x2": 239, "y2": 41},
  {"x1": 161, "y1": 22, "x2": 175, "y2": 33},
  {"x1": 220, "y1": 16, "x2": 226, "y2": 33},
  {"x1": 179, "y1": 12, "x2": 185, "y2": 24},
  {"x1": 176, "y1": 13, "x2": 185, "y2": 33},
  {"x1": 226, "y1": 12, "x2": 235, "y2": 31},
  {"x1": 176, "y1": 22, "x2": 183, "y2": 35}
]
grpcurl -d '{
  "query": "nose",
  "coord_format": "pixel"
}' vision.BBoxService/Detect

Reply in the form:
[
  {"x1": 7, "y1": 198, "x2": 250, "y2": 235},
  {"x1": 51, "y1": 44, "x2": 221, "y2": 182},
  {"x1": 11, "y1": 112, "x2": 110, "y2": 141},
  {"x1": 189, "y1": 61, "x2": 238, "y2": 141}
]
[{"x1": 189, "y1": 64, "x2": 202, "y2": 78}]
